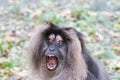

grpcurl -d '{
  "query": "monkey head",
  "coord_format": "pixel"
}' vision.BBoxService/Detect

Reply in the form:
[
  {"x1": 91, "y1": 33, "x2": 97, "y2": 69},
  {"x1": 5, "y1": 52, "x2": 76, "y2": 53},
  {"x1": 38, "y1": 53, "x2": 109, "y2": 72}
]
[
  {"x1": 27, "y1": 22, "x2": 109, "y2": 80},
  {"x1": 41, "y1": 25, "x2": 71, "y2": 71}
]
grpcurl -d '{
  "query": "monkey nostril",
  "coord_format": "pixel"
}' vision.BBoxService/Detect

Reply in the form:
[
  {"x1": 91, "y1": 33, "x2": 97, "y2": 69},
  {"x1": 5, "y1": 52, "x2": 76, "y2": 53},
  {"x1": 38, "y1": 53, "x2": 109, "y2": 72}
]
[{"x1": 49, "y1": 47, "x2": 55, "y2": 51}]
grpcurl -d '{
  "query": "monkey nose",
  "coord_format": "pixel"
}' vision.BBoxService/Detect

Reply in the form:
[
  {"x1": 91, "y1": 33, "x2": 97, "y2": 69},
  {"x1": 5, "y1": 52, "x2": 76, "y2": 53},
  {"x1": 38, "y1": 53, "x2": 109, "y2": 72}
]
[{"x1": 49, "y1": 46, "x2": 55, "y2": 51}]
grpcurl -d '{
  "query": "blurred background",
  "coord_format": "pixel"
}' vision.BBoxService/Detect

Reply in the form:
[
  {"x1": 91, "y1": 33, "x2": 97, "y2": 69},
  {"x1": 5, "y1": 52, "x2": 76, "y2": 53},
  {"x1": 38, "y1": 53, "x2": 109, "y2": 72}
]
[{"x1": 0, "y1": 0, "x2": 120, "y2": 80}]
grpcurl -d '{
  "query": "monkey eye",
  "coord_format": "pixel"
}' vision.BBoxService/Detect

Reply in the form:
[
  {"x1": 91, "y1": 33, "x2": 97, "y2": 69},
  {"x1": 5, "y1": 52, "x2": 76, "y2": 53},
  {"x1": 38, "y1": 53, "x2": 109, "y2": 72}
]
[
  {"x1": 48, "y1": 39, "x2": 53, "y2": 42},
  {"x1": 59, "y1": 40, "x2": 64, "y2": 44},
  {"x1": 46, "y1": 39, "x2": 52, "y2": 45},
  {"x1": 57, "y1": 40, "x2": 64, "y2": 47}
]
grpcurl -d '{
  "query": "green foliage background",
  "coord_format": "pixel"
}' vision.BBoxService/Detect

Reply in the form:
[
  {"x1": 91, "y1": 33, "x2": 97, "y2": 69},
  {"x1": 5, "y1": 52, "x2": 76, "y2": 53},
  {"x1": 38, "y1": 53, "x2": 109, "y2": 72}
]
[{"x1": 0, "y1": 0, "x2": 120, "y2": 80}]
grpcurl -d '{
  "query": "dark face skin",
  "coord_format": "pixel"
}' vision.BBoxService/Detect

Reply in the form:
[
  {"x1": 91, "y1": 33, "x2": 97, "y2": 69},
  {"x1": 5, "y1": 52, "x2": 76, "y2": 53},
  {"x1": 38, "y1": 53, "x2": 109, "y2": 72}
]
[{"x1": 45, "y1": 34, "x2": 67, "y2": 71}]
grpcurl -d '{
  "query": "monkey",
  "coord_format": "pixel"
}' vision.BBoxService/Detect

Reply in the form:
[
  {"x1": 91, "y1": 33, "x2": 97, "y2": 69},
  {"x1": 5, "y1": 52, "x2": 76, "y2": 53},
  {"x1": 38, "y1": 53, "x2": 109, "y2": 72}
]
[{"x1": 26, "y1": 21, "x2": 109, "y2": 80}]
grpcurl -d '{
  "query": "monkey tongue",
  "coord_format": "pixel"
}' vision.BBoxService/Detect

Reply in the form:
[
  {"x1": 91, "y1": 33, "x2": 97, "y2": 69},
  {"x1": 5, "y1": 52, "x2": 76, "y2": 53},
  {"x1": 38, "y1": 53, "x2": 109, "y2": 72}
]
[{"x1": 47, "y1": 56, "x2": 57, "y2": 70}]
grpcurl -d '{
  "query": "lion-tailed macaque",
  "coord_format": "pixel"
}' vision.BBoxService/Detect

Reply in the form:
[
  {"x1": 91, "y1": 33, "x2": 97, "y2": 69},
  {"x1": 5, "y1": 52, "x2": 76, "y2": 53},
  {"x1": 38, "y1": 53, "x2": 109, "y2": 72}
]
[{"x1": 26, "y1": 21, "x2": 109, "y2": 80}]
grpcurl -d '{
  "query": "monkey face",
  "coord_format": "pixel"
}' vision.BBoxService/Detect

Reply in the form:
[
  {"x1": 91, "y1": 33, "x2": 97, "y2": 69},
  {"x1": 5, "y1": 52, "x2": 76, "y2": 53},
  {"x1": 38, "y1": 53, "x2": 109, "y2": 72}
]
[{"x1": 44, "y1": 33, "x2": 67, "y2": 71}]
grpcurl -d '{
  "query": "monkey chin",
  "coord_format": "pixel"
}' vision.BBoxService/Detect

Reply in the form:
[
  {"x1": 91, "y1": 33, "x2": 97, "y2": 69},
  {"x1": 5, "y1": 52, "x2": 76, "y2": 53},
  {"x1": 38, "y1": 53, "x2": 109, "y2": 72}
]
[{"x1": 46, "y1": 54, "x2": 58, "y2": 71}]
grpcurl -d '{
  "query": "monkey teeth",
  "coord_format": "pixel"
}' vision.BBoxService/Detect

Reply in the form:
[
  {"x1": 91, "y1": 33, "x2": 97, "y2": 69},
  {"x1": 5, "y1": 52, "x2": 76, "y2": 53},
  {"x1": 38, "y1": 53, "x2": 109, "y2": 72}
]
[
  {"x1": 47, "y1": 54, "x2": 55, "y2": 57},
  {"x1": 46, "y1": 54, "x2": 58, "y2": 71}
]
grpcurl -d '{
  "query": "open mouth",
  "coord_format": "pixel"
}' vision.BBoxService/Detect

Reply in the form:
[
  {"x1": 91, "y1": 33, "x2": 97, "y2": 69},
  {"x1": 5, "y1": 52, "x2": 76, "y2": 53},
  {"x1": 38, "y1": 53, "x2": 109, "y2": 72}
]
[{"x1": 46, "y1": 54, "x2": 58, "y2": 71}]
